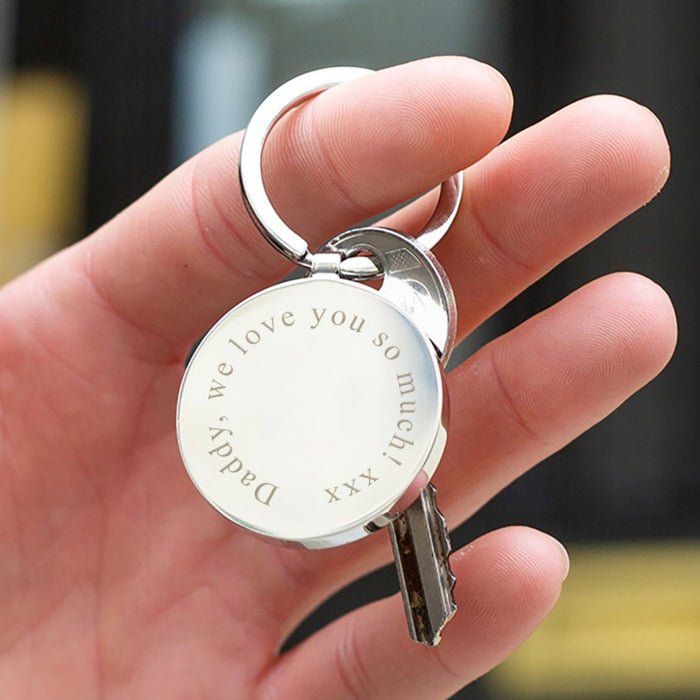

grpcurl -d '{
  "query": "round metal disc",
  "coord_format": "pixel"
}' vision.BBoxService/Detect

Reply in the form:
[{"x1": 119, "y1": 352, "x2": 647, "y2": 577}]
[{"x1": 177, "y1": 278, "x2": 447, "y2": 549}]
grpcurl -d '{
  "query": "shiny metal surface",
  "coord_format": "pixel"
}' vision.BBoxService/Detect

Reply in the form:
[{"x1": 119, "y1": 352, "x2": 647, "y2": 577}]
[
  {"x1": 238, "y1": 66, "x2": 463, "y2": 278},
  {"x1": 177, "y1": 276, "x2": 447, "y2": 549},
  {"x1": 389, "y1": 482, "x2": 457, "y2": 646},
  {"x1": 320, "y1": 227, "x2": 457, "y2": 362}
]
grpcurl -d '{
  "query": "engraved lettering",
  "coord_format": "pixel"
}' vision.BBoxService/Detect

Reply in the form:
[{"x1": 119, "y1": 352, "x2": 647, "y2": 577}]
[
  {"x1": 325, "y1": 468, "x2": 379, "y2": 503},
  {"x1": 397, "y1": 418, "x2": 413, "y2": 432},
  {"x1": 349, "y1": 315, "x2": 365, "y2": 333},
  {"x1": 208, "y1": 378, "x2": 227, "y2": 399},
  {"x1": 191, "y1": 290, "x2": 433, "y2": 523},
  {"x1": 216, "y1": 454, "x2": 279, "y2": 506},
  {"x1": 310, "y1": 307, "x2": 365, "y2": 334},
  {"x1": 209, "y1": 441, "x2": 234, "y2": 458},
  {"x1": 228, "y1": 338, "x2": 248, "y2": 356},
  {"x1": 384, "y1": 345, "x2": 400, "y2": 360},
  {"x1": 372, "y1": 332, "x2": 399, "y2": 358},
  {"x1": 240, "y1": 470, "x2": 256, "y2": 486},
  {"x1": 213, "y1": 447, "x2": 279, "y2": 505},
  {"x1": 397, "y1": 372, "x2": 415, "y2": 395},
  {"x1": 343, "y1": 478, "x2": 360, "y2": 496},
  {"x1": 331, "y1": 310, "x2": 346, "y2": 325},
  {"x1": 219, "y1": 456, "x2": 243, "y2": 474},
  {"x1": 255, "y1": 482, "x2": 279, "y2": 506},
  {"x1": 372, "y1": 331, "x2": 388, "y2": 347},
  {"x1": 228, "y1": 311, "x2": 297, "y2": 356},
  {"x1": 358, "y1": 468, "x2": 379, "y2": 486},
  {"x1": 208, "y1": 426, "x2": 233, "y2": 440},
  {"x1": 310, "y1": 307, "x2": 326, "y2": 329},
  {"x1": 388, "y1": 434, "x2": 414, "y2": 450},
  {"x1": 325, "y1": 486, "x2": 340, "y2": 503}
]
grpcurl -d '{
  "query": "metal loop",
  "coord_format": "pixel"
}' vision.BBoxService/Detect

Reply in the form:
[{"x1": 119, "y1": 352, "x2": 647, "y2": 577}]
[{"x1": 239, "y1": 66, "x2": 464, "y2": 279}]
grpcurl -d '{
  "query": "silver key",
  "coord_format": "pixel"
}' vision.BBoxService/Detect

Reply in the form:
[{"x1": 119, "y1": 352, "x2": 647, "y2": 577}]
[
  {"x1": 389, "y1": 483, "x2": 457, "y2": 646},
  {"x1": 322, "y1": 228, "x2": 458, "y2": 645}
]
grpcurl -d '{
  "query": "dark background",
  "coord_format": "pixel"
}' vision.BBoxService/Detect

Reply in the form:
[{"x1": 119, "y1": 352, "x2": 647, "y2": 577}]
[{"x1": 9, "y1": 1, "x2": 698, "y2": 698}]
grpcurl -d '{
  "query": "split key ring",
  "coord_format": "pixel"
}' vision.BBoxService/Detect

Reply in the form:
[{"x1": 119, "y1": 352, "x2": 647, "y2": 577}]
[{"x1": 239, "y1": 66, "x2": 464, "y2": 280}]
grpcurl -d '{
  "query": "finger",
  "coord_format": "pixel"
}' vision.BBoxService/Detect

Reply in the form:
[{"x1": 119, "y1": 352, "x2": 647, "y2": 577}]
[
  {"x1": 436, "y1": 271, "x2": 677, "y2": 519},
  {"x1": 437, "y1": 93, "x2": 670, "y2": 337},
  {"x1": 61, "y1": 56, "x2": 512, "y2": 353},
  {"x1": 250, "y1": 271, "x2": 675, "y2": 636},
  {"x1": 260, "y1": 527, "x2": 568, "y2": 700}
]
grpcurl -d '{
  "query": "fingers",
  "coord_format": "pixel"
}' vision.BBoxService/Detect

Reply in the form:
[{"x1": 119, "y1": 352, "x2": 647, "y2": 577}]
[
  {"x1": 437, "y1": 93, "x2": 670, "y2": 337},
  {"x1": 72, "y1": 56, "x2": 512, "y2": 353},
  {"x1": 75, "y1": 84, "x2": 668, "y2": 360},
  {"x1": 40, "y1": 59, "x2": 668, "y2": 365},
  {"x1": 260, "y1": 527, "x2": 568, "y2": 700},
  {"x1": 437, "y1": 272, "x2": 677, "y2": 519}
]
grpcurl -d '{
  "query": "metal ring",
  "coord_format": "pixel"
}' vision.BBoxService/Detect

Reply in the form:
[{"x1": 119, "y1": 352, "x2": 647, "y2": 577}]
[{"x1": 239, "y1": 66, "x2": 464, "y2": 278}]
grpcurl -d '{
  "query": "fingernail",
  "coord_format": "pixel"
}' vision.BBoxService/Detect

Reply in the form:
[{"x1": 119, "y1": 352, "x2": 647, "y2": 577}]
[{"x1": 558, "y1": 541, "x2": 570, "y2": 581}]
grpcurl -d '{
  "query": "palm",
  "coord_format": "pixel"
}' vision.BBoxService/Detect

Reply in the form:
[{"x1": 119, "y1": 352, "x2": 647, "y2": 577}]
[{"x1": 0, "y1": 58, "x2": 675, "y2": 699}]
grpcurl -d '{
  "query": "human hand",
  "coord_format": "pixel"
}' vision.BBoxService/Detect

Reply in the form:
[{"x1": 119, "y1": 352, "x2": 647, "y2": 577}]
[{"x1": 0, "y1": 57, "x2": 676, "y2": 698}]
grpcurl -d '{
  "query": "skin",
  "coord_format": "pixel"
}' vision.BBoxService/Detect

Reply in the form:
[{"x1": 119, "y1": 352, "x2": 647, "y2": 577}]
[{"x1": 0, "y1": 57, "x2": 677, "y2": 698}]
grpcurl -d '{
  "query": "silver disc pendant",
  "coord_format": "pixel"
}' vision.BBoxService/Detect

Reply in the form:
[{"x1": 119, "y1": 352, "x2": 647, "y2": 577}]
[{"x1": 177, "y1": 276, "x2": 447, "y2": 549}]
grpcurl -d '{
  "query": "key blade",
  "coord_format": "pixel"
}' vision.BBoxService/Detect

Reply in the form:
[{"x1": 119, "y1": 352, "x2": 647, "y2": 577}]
[{"x1": 389, "y1": 482, "x2": 457, "y2": 646}]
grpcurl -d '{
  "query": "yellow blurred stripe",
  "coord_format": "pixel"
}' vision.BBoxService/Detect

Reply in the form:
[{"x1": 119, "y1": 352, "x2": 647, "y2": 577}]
[
  {"x1": 0, "y1": 70, "x2": 88, "y2": 283},
  {"x1": 488, "y1": 540, "x2": 700, "y2": 697}
]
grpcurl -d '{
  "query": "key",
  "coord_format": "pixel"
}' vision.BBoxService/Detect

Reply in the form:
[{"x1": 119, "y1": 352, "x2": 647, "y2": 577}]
[
  {"x1": 389, "y1": 483, "x2": 457, "y2": 646},
  {"x1": 176, "y1": 67, "x2": 464, "y2": 645},
  {"x1": 321, "y1": 227, "x2": 458, "y2": 645}
]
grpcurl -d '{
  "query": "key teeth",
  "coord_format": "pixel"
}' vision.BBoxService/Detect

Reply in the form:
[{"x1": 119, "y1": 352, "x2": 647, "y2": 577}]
[
  {"x1": 421, "y1": 484, "x2": 458, "y2": 644},
  {"x1": 390, "y1": 482, "x2": 458, "y2": 647},
  {"x1": 424, "y1": 483, "x2": 451, "y2": 555},
  {"x1": 423, "y1": 483, "x2": 458, "y2": 607}
]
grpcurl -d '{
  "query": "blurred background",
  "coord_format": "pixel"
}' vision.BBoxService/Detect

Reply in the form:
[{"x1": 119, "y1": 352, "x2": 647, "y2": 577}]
[{"x1": 1, "y1": 1, "x2": 697, "y2": 697}]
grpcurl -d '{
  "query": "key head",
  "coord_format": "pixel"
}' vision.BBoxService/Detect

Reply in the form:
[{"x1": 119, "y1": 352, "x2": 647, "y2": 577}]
[
  {"x1": 320, "y1": 227, "x2": 457, "y2": 364},
  {"x1": 177, "y1": 277, "x2": 448, "y2": 549}
]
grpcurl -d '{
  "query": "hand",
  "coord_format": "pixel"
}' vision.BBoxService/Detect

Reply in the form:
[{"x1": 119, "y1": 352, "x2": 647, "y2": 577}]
[{"x1": 0, "y1": 57, "x2": 676, "y2": 698}]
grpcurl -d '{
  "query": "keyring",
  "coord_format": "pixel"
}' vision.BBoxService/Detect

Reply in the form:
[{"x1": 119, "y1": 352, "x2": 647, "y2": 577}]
[{"x1": 239, "y1": 66, "x2": 464, "y2": 279}]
